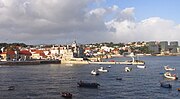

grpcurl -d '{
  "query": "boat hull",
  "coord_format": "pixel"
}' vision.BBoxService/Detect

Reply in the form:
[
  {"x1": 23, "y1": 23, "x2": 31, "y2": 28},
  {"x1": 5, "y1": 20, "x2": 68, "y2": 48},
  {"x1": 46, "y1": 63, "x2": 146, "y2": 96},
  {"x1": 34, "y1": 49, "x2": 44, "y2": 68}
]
[
  {"x1": 137, "y1": 65, "x2": 146, "y2": 68},
  {"x1": 77, "y1": 81, "x2": 100, "y2": 88},
  {"x1": 160, "y1": 83, "x2": 172, "y2": 88},
  {"x1": 164, "y1": 72, "x2": 178, "y2": 80}
]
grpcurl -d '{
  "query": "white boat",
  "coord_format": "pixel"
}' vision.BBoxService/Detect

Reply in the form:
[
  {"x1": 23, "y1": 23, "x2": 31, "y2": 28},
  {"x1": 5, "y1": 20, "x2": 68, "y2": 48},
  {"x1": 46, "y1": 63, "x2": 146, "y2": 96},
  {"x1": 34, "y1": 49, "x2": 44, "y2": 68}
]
[
  {"x1": 164, "y1": 66, "x2": 175, "y2": 71},
  {"x1": 125, "y1": 67, "x2": 132, "y2": 72},
  {"x1": 137, "y1": 65, "x2": 146, "y2": 69},
  {"x1": 107, "y1": 65, "x2": 111, "y2": 68},
  {"x1": 164, "y1": 72, "x2": 178, "y2": 80},
  {"x1": 98, "y1": 67, "x2": 109, "y2": 72},
  {"x1": 91, "y1": 69, "x2": 99, "y2": 75}
]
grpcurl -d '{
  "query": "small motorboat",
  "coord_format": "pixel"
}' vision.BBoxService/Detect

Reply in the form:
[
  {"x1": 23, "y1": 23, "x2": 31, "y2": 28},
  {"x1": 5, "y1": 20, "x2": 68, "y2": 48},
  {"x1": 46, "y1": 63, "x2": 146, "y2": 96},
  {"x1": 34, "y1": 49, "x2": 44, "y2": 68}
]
[
  {"x1": 77, "y1": 81, "x2": 100, "y2": 88},
  {"x1": 98, "y1": 67, "x2": 109, "y2": 72},
  {"x1": 137, "y1": 65, "x2": 146, "y2": 69},
  {"x1": 116, "y1": 77, "x2": 122, "y2": 80},
  {"x1": 160, "y1": 82, "x2": 172, "y2": 88},
  {"x1": 61, "y1": 92, "x2": 72, "y2": 98},
  {"x1": 164, "y1": 72, "x2": 178, "y2": 80},
  {"x1": 164, "y1": 66, "x2": 175, "y2": 71},
  {"x1": 91, "y1": 69, "x2": 99, "y2": 75},
  {"x1": 107, "y1": 65, "x2": 111, "y2": 68},
  {"x1": 177, "y1": 88, "x2": 180, "y2": 91},
  {"x1": 125, "y1": 67, "x2": 132, "y2": 72},
  {"x1": 8, "y1": 86, "x2": 15, "y2": 91}
]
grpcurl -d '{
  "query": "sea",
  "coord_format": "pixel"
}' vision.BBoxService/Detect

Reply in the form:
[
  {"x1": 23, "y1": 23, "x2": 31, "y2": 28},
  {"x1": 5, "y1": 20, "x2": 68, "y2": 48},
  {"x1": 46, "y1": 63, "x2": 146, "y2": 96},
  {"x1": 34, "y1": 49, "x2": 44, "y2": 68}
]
[{"x1": 0, "y1": 56, "x2": 180, "y2": 99}]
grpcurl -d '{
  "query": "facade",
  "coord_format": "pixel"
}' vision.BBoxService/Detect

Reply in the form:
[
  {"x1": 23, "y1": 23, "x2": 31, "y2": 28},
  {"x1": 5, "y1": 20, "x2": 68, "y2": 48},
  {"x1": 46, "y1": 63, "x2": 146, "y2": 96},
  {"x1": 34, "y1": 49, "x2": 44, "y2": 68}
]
[
  {"x1": 147, "y1": 41, "x2": 160, "y2": 54},
  {"x1": 61, "y1": 41, "x2": 85, "y2": 61},
  {"x1": 169, "y1": 41, "x2": 178, "y2": 53},
  {"x1": 159, "y1": 41, "x2": 168, "y2": 52},
  {"x1": 0, "y1": 51, "x2": 16, "y2": 61}
]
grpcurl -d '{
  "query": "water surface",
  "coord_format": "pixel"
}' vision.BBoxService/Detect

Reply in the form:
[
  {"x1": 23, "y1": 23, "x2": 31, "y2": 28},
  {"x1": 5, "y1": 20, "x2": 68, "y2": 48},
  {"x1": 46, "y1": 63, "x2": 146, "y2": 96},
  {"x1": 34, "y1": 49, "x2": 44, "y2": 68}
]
[{"x1": 0, "y1": 56, "x2": 180, "y2": 99}]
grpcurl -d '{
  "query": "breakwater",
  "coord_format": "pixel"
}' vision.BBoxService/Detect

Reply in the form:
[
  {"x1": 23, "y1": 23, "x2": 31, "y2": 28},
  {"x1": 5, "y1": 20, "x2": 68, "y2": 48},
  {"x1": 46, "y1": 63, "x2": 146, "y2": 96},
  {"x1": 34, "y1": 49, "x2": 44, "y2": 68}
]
[
  {"x1": 0, "y1": 60, "x2": 61, "y2": 65},
  {"x1": 61, "y1": 60, "x2": 138, "y2": 65}
]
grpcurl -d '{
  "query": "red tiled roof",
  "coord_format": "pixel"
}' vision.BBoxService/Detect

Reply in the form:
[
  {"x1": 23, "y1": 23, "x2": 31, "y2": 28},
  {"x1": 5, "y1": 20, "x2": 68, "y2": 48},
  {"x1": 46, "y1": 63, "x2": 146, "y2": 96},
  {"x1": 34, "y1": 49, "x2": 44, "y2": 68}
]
[
  {"x1": 33, "y1": 50, "x2": 47, "y2": 57},
  {"x1": 0, "y1": 51, "x2": 15, "y2": 55},
  {"x1": 19, "y1": 50, "x2": 32, "y2": 55}
]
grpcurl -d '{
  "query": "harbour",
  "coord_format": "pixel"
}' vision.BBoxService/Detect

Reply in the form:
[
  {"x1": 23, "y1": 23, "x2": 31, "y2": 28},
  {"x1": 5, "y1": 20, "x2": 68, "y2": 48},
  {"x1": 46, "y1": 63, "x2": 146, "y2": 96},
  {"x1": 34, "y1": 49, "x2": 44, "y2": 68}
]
[{"x1": 0, "y1": 56, "x2": 180, "y2": 99}]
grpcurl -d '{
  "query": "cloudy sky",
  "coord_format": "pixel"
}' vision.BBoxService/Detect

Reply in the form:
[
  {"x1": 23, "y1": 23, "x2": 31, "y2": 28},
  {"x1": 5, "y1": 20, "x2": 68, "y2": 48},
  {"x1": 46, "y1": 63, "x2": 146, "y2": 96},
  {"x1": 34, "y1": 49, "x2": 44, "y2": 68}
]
[{"x1": 0, "y1": 0, "x2": 180, "y2": 44}]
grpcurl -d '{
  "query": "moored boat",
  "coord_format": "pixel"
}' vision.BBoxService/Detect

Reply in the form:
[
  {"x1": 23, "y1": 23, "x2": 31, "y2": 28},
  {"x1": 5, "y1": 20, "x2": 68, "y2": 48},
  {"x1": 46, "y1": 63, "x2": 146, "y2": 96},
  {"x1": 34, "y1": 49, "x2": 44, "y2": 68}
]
[
  {"x1": 77, "y1": 81, "x2": 100, "y2": 88},
  {"x1": 125, "y1": 67, "x2": 132, "y2": 72},
  {"x1": 164, "y1": 66, "x2": 175, "y2": 71},
  {"x1": 177, "y1": 88, "x2": 180, "y2": 91},
  {"x1": 91, "y1": 69, "x2": 99, "y2": 75},
  {"x1": 8, "y1": 86, "x2": 15, "y2": 91},
  {"x1": 137, "y1": 65, "x2": 146, "y2": 69},
  {"x1": 61, "y1": 92, "x2": 72, "y2": 98},
  {"x1": 116, "y1": 77, "x2": 122, "y2": 80},
  {"x1": 98, "y1": 67, "x2": 109, "y2": 72},
  {"x1": 164, "y1": 72, "x2": 178, "y2": 80},
  {"x1": 107, "y1": 65, "x2": 111, "y2": 68},
  {"x1": 160, "y1": 82, "x2": 172, "y2": 88}
]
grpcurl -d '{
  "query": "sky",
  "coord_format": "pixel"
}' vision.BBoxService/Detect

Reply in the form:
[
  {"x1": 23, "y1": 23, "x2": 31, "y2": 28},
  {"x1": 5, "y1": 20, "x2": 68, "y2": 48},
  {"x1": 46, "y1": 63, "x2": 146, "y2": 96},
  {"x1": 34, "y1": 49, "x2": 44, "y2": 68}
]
[{"x1": 0, "y1": 0, "x2": 180, "y2": 44}]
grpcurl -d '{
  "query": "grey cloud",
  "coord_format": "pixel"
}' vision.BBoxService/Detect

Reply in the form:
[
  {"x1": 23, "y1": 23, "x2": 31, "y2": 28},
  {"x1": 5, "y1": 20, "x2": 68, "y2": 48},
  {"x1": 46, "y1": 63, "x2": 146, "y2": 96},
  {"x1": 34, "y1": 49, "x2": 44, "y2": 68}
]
[{"x1": 0, "y1": 0, "x2": 179, "y2": 44}]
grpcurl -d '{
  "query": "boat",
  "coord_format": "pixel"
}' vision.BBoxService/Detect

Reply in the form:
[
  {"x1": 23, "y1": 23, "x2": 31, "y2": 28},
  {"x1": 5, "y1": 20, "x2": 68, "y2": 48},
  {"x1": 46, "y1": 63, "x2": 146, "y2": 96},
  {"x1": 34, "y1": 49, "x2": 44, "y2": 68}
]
[
  {"x1": 91, "y1": 69, "x2": 99, "y2": 75},
  {"x1": 77, "y1": 81, "x2": 100, "y2": 88},
  {"x1": 116, "y1": 77, "x2": 122, "y2": 80},
  {"x1": 177, "y1": 88, "x2": 180, "y2": 91},
  {"x1": 61, "y1": 92, "x2": 72, "y2": 98},
  {"x1": 125, "y1": 67, "x2": 132, "y2": 72},
  {"x1": 107, "y1": 65, "x2": 111, "y2": 68},
  {"x1": 160, "y1": 82, "x2": 172, "y2": 88},
  {"x1": 164, "y1": 65, "x2": 175, "y2": 71},
  {"x1": 164, "y1": 72, "x2": 178, "y2": 80},
  {"x1": 137, "y1": 65, "x2": 146, "y2": 69},
  {"x1": 132, "y1": 60, "x2": 145, "y2": 65},
  {"x1": 8, "y1": 86, "x2": 15, "y2": 91},
  {"x1": 98, "y1": 67, "x2": 109, "y2": 72}
]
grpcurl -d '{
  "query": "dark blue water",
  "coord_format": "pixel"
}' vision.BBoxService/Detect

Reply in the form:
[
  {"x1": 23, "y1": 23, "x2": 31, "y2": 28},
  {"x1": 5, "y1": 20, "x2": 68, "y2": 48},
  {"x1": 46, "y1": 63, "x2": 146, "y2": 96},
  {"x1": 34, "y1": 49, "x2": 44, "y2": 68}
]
[{"x1": 0, "y1": 56, "x2": 180, "y2": 99}]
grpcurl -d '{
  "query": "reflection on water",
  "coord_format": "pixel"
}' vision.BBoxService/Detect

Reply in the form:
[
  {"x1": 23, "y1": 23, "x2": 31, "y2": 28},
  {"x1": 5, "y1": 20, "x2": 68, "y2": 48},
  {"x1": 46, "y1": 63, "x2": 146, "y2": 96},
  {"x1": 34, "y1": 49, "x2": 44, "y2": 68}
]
[{"x1": 0, "y1": 56, "x2": 180, "y2": 99}]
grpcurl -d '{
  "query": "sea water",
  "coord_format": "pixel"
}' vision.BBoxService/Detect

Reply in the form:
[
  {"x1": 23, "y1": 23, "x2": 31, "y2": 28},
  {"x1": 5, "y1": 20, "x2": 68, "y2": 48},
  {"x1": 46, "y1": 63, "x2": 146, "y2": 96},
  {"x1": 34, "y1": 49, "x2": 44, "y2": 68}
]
[{"x1": 0, "y1": 56, "x2": 180, "y2": 99}]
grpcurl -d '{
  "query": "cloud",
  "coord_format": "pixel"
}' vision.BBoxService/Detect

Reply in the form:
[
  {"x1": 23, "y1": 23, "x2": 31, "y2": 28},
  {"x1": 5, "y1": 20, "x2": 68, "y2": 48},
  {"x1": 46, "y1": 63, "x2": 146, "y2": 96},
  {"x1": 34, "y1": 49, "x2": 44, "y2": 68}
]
[
  {"x1": 0, "y1": 0, "x2": 179, "y2": 44},
  {"x1": 106, "y1": 17, "x2": 180, "y2": 43},
  {"x1": 0, "y1": 0, "x2": 108, "y2": 44}
]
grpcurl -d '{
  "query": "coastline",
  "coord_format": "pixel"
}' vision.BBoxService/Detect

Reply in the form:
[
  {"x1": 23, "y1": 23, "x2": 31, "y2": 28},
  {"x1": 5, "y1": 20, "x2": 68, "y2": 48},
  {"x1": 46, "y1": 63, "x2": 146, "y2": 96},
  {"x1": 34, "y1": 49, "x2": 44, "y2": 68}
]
[{"x1": 0, "y1": 60, "x2": 61, "y2": 65}]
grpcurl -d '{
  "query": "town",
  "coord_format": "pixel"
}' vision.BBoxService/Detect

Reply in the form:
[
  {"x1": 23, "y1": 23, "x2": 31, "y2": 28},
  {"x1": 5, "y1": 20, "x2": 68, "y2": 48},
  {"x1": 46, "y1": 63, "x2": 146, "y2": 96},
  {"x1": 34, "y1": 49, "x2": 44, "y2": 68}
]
[{"x1": 0, "y1": 41, "x2": 179, "y2": 64}]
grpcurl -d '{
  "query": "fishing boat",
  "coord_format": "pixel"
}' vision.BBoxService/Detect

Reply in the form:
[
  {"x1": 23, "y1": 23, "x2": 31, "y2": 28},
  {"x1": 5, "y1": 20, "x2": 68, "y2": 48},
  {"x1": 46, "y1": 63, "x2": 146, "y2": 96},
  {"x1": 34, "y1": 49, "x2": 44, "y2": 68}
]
[
  {"x1": 8, "y1": 86, "x2": 15, "y2": 91},
  {"x1": 61, "y1": 92, "x2": 72, "y2": 98},
  {"x1": 98, "y1": 67, "x2": 109, "y2": 72},
  {"x1": 164, "y1": 65, "x2": 175, "y2": 71},
  {"x1": 164, "y1": 72, "x2": 178, "y2": 80},
  {"x1": 77, "y1": 81, "x2": 100, "y2": 88},
  {"x1": 107, "y1": 65, "x2": 111, "y2": 68},
  {"x1": 177, "y1": 88, "x2": 180, "y2": 91},
  {"x1": 125, "y1": 67, "x2": 132, "y2": 72},
  {"x1": 137, "y1": 65, "x2": 146, "y2": 69},
  {"x1": 116, "y1": 77, "x2": 122, "y2": 80},
  {"x1": 160, "y1": 82, "x2": 172, "y2": 88},
  {"x1": 91, "y1": 69, "x2": 99, "y2": 75}
]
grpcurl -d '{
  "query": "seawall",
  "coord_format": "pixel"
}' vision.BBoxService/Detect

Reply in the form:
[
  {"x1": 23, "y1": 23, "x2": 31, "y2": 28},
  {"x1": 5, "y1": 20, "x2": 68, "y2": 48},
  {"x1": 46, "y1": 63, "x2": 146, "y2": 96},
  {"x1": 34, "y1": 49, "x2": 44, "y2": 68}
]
[{"x1": 0, "y1": 60, "x2": 61, "y2": 65}]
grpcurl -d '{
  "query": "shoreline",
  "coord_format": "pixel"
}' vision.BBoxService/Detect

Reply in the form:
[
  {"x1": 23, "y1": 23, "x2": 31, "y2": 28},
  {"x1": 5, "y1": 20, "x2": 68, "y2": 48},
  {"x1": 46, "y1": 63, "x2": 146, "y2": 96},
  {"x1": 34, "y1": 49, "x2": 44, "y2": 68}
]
[{"x1": 0, "y1": 60, "x2": 61, "y2": 65}]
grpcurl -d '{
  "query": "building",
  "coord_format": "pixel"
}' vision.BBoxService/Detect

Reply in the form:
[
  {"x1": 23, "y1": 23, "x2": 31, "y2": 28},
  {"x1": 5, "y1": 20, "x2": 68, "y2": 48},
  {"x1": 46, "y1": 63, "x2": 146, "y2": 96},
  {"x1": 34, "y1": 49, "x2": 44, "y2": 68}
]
[
  {"x1": 169, "y1": 41, "x2": 178, "y2": 53},
  {"x1": 159, "y1": 41, "x2": 168, "y2": 52},
  {"x1": 0, "y1": 51, "x2": 16, "y2": 61},
  {"x1": 61, "y1": 41, "x2": 85, "y2": 61},
  {"x1": 147, "y1": 41, "x2": 160, "y2": 54}
]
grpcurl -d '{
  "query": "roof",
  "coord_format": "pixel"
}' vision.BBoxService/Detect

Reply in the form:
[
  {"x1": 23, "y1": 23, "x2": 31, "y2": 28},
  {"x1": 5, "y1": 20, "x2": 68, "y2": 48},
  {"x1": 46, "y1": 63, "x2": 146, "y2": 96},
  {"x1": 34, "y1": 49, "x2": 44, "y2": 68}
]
[
  {"x1": 19, "y1": 50, "x2": 32, "y2": 56},
  {"x1": 0, "y1": 51, "x2": 15, "y2": 55}
]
